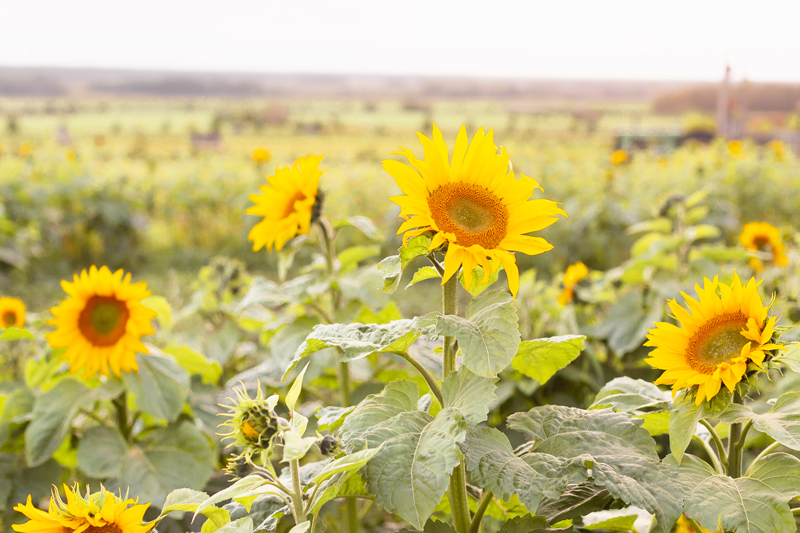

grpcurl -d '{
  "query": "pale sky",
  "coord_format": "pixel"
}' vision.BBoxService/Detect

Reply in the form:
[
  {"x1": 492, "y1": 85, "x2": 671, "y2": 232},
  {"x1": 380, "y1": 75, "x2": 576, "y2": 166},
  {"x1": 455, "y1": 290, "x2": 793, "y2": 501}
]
[{"x1": 3, "y1": 0, "x2": 800, "y2": 82}]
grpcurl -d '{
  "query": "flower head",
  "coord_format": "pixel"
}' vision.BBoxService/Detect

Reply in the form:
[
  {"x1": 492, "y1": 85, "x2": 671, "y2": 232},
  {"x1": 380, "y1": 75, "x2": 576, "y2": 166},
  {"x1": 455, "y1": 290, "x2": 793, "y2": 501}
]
[
  {"x1": 247, "y1": 155, "x2": 325, "y2": 252},
  {"x1": 219, "y1": 383, "x2": 283, "y2": 462},
  {"x1": 18, "y1": 142, "x2": 34, "y2": 158},
  {"x1": 0, "y1": 297, "x2": 26, "y2": 328},
  {"x1": 13, "y1": 484, "x2": 152, "y2": 533},
  {"x1": 385, "y1": 125, "x2": 565, "y2": 298},
  {"x1": 251, "y1": 146, "x2": 272, "y2": 164},
  {"x1": 46, "y1": 266, "x2": 157, "y2": 378},
  {"x1": 740, "y1": 222, "x2": 789, "y2": 272},
  {"x1": 646, "y1": 273, "x2": 783, "y2": 405},
  {"x1": 610, "y1": 149, "x2": 629, "y2": 166},
  {"x1": 728, "y1": 139, "x2": 744, "y2": 157},
  {"x1": 557, "y1": 262, "x2": 589, "y2": 305}
]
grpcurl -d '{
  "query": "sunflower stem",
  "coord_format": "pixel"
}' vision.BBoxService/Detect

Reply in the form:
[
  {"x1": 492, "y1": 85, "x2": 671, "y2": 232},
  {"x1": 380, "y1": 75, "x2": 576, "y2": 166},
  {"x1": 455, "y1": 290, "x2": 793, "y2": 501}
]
[
  {"x1": 442, "y1": 274, "x2": 471, "y2": 533},
  {"x1": 113, "y1": 391, "x2": 132, "y2": 442},
  {"x1": 317, "y1": 217, "x2": 359, "y2": 533},
  {"x1": 290, "y1": 458, "x2": 307, "y2": 524},
  {"x1": 727, "y1": 391, "x2": 745, "y2": 478},
  {"x1": 752, "y1": 440, "x2": 782, "y2": 465},
  {"x1": 699, "y1": 419, "x2": 728, "y2": 465},
  {"x1": 687, "y1": 518, "x2": 705, "y2": 533},
  {"x1": 467, "y1": 492, "x2": 494, "y2": 533}
]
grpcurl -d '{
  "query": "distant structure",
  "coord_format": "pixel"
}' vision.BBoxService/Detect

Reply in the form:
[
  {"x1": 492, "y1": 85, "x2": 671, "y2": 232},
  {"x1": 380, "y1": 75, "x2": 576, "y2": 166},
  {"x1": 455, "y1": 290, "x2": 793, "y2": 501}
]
[
  {"x1": 190, "y1": 132, "x2": 224, "y2": 153},
  {"x1": 716, "y1": 65, "x2": 747, "y2": 139}
]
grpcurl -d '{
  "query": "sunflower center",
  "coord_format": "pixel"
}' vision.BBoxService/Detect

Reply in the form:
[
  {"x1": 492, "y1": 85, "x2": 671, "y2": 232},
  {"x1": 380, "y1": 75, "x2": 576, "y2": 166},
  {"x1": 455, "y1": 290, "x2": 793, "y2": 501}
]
[
  {"x1": 85, "y1": 524, "x2": 122, "y2": 533},
  {"x1": 78, "y1": 296, "x2": 130, "y2": 347},
  {"x1": 752, "y1": 235, "x2": 771, "y2": 250},
  {"x1": 427, "y1": 183, "x2": 508, "y2": 248},
  {"x1": 687, "y1": 312, "x2": 750, "y2": 373},
  {"x1": 283, "y1": 192, "x2": 308, "y2": 218},
  {"x1": 3, "y1": 312, "x2": 16, "y2": 325},
  {"x1": 241, "y1": 420, "x2": 259, "y2": 439}
]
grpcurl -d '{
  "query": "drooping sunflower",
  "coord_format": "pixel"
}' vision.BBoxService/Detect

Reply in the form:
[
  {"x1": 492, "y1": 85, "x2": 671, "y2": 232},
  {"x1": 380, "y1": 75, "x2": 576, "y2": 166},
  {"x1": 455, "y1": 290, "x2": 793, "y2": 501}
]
[
  {"x1": 46, "y1": 266, "x2": 157, "y2": 378},
  {"x1": 739, "y1": 221, "x2": 789, "y2": 272},
  {"x1": 645, "y1": 273, "x2": 782, "y2": 405},
  {"x1": 557, "y1": 262, "x2": 589, "y2": 305},
  {"x1": 385, "y1": 125, "x2": 565, "y2": 298},
  {"x1": 247, "y1": 155, "x2": 325, "y2": 252},
  {"x1": 13, "y1": 484, "x2": 152, "y2": 533},
  {"x1": 0, "y1": 297, "x2": 26, "y2": 328}
]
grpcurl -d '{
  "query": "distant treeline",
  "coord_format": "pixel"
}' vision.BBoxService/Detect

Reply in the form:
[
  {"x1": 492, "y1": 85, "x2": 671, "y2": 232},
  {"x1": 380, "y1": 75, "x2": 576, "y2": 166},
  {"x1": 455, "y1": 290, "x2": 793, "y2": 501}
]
[{"x1": 653, "y1": 84, "x2": 800, "y2": 114}]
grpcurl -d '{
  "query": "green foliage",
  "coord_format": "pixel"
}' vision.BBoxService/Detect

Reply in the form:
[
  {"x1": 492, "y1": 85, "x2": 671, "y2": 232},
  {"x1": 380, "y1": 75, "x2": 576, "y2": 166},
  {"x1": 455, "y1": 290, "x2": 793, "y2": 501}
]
[{"x1": 511, "y1": 335, "x2": 585, "y2": 385}]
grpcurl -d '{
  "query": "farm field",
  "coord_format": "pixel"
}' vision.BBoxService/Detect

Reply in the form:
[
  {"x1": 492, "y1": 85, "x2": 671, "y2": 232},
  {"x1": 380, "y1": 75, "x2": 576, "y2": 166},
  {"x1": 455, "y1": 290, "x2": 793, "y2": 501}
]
[{"x1": 3, "y1": 95, "x2": 800, "y2": 533}]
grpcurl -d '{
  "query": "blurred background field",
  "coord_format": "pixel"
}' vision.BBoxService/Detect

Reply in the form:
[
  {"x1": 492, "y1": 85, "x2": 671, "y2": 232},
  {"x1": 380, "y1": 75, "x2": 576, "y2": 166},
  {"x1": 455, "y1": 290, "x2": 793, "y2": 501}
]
[{"x1": 2, "y1": 70, "x2": 800, "y2": 315}]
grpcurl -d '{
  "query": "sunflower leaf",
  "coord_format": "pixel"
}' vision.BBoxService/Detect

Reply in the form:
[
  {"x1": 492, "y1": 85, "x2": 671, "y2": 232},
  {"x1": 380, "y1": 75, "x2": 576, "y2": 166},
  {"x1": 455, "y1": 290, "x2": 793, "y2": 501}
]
[
  {"x1": 341, "y1": 380, "x2": 467, "y2": 529},
  {"x1": 507, "y1": 406, "x2": 683, "y2": 529},
  {"x1": 378, "y1": 235, "x2": 432, "y2": 294},
  {"x1": 440, "y1": 367, "x2": 497, "y2": 424},
  {"x1": 283, "y1": 320, "x2": 420, "y2": 380},
  {"x1": 123, "y1": 350, "x2": 190, "y2": 422},
  {"x1": 25, "y1": 378, "x2": 123, "y2": 466},
  {"x1": 669, "y1": 389, "x2": 729, "y2": 464},
  {"x1": 512, "y1": 335, "x2": 585, "y2": 385},
  {"x1": 434, "y1": 289, "x2": 520, "y2": 378},
  {"x1": 720, "y1": 391, "x2": 800, "y2": 450},
  {"x1": 592, "y1": 376, "x2": 672, "y2": 412}
]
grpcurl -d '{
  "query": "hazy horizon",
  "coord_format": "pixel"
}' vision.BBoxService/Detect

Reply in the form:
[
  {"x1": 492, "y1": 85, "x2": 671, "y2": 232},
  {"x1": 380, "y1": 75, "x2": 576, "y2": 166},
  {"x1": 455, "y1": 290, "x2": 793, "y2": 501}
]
[{"x1": 3, "y1": 0, "x2": 800, "y2": 83}]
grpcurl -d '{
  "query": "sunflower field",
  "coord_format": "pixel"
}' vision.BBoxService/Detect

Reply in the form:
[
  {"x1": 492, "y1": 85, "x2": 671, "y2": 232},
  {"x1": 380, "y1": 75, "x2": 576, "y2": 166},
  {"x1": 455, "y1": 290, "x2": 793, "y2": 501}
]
[{"x1": 4, "y1": 98, "x2": 800, "y2": 533}]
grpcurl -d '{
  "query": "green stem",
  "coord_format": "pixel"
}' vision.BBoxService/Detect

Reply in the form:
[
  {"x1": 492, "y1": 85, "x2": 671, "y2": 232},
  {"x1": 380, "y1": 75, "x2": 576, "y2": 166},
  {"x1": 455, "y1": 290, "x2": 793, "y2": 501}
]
[
  {"x1": 442, "y1": 274, "x2": 470, "y2": 533},
  {"x1": 290, "y1": 459, "x2": 307, "y2": 524},
  {"x1": 727, "y1": 392, "x2": 744, "y2": 479},
  {"x1": 687, "y1": 518, "x2": 705, "y2": 533},
  {"x1": 395, "y1": 351, "x2": 444, "y2": 406},
  {"x1": 113, "y1": 392, "x2": 132, "y2": 442},
  {"x1": 699, "y1": 419, "x2": 728, "y2": 464},
  {"x1": 318, "y1": 217, "x2": 359, "y2": 533},
  {"x1": 694, "y1": 435, "x2": 725, "y2": 475},
  {"x1": 752, "y1": 440, "x2": 782, "y2": 466},
  {"x1": 467, "y1": 492, "x2": 493, "y2": 533}
]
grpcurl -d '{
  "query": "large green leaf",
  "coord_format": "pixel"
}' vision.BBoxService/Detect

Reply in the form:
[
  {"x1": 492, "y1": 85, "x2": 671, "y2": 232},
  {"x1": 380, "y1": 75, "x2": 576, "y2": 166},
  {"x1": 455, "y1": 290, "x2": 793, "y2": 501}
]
[
  {"x1": 123, "y1": 351, "x2": 190, "y2": 422},
  {"x1": 341, "y1": 380, "x2": 467, "y2": 529},
  {"x1": 435, "y1": 289, "x2": 520, "y2": 378},
  {"x1": 463, "y1": 426, "x2": 588, "y2": 512},
  {"x1": 158, "y1": 488, "x2": 231, "y2": 530},
  {"x1": 508, "y1": 406, "x2": 682, "y2": 529},
  {"x1": 720, "y1": 392, "x2": 800, "y2": 450},
  {"x1": 440, "y1": 367, "x2": 497, "y2": 424},
  {"x1": 0, "y1": 327, "x2": 34, "y2": 341},
  {"x1": 111, "y1": 421, "x2": 215, "y2": 507},
  {"x1": 536, "y1": 483, "x2": 612, "y2": 525},
  {"x1": 591, "y1": 377, "x2": 672, "y2": 412},
  {"x1": 511, "y1": 335, "x2": 585, "y2": 385},
  {"x1": 311, "y1": 446, "x2": 382, "y2": 484},
  {"x1": 25, "y1": 378, "x2": 123, "y2": 466},
  {"x1": 284, "y1": 320, "x2": 419, "y2": 379},
  {"x1": 745, "y1": 452, "x2": 800, "y2": 499},
  {"x1": 681, "y1": 457, "x2": 798, "y2": 533},
  {"x1": 76, "y1": 426, "x2": 127, "y2": 478},
  {"x1": 307, "y1": 472, "x2": 369, "y2": 515}
]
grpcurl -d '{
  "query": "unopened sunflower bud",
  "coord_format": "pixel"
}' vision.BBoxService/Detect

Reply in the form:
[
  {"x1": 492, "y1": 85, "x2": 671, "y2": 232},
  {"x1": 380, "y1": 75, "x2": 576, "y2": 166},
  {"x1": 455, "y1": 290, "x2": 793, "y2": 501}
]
[
  {"x1": 319, "y1": 435, "x2": 342, "y2": 457},
  {"x1": 219, "y1": 384, "x2": 281, "y2": 458}
]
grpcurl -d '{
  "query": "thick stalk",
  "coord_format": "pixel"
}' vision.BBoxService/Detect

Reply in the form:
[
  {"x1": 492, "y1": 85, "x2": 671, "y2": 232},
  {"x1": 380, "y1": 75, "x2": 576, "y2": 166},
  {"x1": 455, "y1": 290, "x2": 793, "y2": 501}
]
[
  {"x1": 113, "y1": 392, "x2": 132, "y2": 442},
  {"x1": 290, "y1": 459, "x2": 307, "y2": 524},
  {"x1": 727, "y1": 392, "x2": 744, "y2": 478},
  {"x1": 467, "y1": 492, "x2": 493, "y2": 533},
  {"x1": 442, "y1": 275, "x2": 471, "y2": 533},
  {"x1": 318, "y1": 218, "x2": 359, "y2": 533}
]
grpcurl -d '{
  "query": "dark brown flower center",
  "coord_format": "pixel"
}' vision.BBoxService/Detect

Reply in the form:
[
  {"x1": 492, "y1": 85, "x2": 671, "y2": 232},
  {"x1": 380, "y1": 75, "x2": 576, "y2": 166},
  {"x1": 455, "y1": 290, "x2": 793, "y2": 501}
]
[
  {"x1": 79, "y1": 296, "x2": 129, "y2": 347},
  {"x1": 686, "y1": 312, "x2": 750, "y2": 374},
  {"x1": 3, "y1": 311, "x2": 16, "y2": 326}
]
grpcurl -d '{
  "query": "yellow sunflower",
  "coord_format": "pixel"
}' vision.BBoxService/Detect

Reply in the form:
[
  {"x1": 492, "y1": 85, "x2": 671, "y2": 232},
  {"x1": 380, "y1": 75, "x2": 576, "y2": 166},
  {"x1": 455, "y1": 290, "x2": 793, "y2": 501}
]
[
  {"x1": 610, "y1": 149, "x2": 629, "y2": 166},
  {"x1": 385, "y1": 125, "x2": 565, "y2": 298},
  {"x1": 739, "y1": 221, "x2": 789, "y2": 272},
  {"x1": 558, "y1": 262, "x2": 589, "y2": 305},
  {"x1": 46, "y1": 266, "x2": 156, "y2": 378},
  {"x1": 646, "y1": 273, "x2": 782, "y2": 405},
  {"x1": 247, "y1": 155, "x2": 325, "y2": 252},
  {"x1": 0, "y1": 297, "x2": 26, "y2": 328},
  {"x1": 13, "y1": 484, "x2": 152, "y2": 533},
  {"x1": 251, "y1": 146, "x2": 272, "y2": 164}
]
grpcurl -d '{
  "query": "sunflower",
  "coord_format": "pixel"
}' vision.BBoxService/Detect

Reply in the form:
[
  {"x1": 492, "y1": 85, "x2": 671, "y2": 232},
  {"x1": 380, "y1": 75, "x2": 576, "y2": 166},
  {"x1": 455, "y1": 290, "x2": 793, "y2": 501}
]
[
  {"x1": 385, "y1": 125, "x2": 565, "y2": 298},
  {"x1": 609, "y1": 149, "x2": 629, "y2": 166},
  {"x1": 219, "y1": 383, "x2": 283, "y2": 462},
  {"x1": 247, "y1": 155, "x2": 325, "y2": 252},
  {"x1": 251, "y1": 146, "x2": 272, "y2": 164},
  {"x1": 46, "y1": 266, "x2": 157, "y2": 378},
  {"x1": 645, "y1": 273, "x2": 782, "y2": 405},
  {"x1": 728, "y1": 139, "x2": 744, "y2": 157},
  {"x1": 0, "y1": 297, "x2": 26, "y2": 328},
  {"x1": 13, "y1": 484, "x2": 152, "y2": 533},
  {"x1": 739, "y1": 221, "x2": 789, "y2": 272},
  {"x1": 557, "y1": 262, "x2": 589, "y2": 305},
  {"x1": 18, "y1": 141, "x2": 34, "y2": 158}
]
